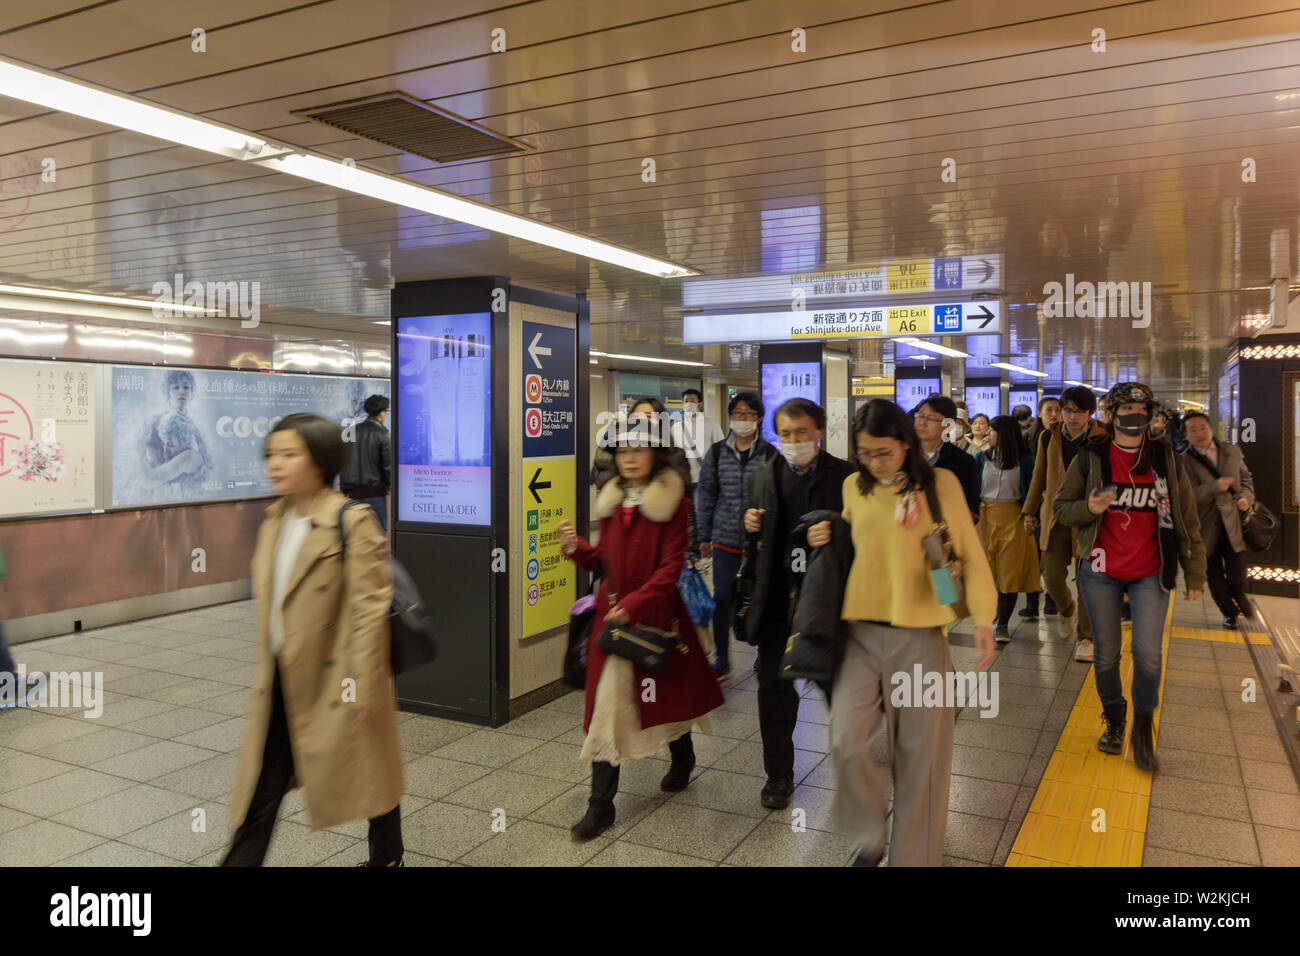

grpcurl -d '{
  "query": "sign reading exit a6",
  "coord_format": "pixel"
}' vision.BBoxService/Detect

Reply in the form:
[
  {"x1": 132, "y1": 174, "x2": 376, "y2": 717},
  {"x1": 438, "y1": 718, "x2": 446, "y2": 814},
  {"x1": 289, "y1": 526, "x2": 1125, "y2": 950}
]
[{"x1": 886, "y1": 306, "x2": 930, "y2": 334}]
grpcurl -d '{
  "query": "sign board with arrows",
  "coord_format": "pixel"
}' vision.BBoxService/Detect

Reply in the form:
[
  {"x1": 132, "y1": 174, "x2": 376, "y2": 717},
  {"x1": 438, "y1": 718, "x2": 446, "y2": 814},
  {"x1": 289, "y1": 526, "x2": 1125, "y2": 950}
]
[
  {"x1": 521, "y1": 320, "x2": 576, "y2": 637},
  {"x1": 681, "y1": 300, "x2": 1002, "y2": 346},
  {"x1": 681, "y1": 254, "x2": 1003, "y2": 308},
  {"x1": 521, "y1": 457, "x2": 575, "y2": 637}
]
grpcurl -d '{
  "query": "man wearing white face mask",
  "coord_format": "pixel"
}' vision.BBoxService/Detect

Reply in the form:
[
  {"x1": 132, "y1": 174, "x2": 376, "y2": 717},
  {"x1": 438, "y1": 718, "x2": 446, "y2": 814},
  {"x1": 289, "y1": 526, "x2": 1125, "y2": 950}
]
[
  {"x1": 696, "y1": 392, "x2": 776, "y2": 682},
  {"x1": 740, "y1": 398, "x2": 855, "y2": 809},
  {"x1": 671, "y1": 388, "x2": 726, "y2": 486}
]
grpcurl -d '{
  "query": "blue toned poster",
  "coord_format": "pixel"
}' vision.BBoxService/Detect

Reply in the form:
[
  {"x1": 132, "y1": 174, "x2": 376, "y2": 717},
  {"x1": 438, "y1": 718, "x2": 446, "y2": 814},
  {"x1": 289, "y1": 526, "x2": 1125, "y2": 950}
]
[
  {"x1": 395, "y1": 313, "x2": 492, "y2": 526},
  {"x1": 965, "y1": 383, "x2": 1000, "y2": 421},
  {"x1": 760, "y1": 361, "x2": 820, "y2": 445},
  {"x1": 110, "y1": 366, "x2": 389, "y2": 507},
  {"x1": 895, "y1": 377, "x2": 941, "y2": 412},
  {"x1": 1009, "y1": 388, "x2": 1038, "y2": 416}
]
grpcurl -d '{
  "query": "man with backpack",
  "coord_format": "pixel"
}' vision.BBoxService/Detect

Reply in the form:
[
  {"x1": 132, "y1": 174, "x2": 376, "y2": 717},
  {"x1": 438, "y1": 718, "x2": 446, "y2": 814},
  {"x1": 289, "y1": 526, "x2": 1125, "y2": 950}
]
[{"x1": 695, "y1": 391, "x2": 776, "y2": 684}]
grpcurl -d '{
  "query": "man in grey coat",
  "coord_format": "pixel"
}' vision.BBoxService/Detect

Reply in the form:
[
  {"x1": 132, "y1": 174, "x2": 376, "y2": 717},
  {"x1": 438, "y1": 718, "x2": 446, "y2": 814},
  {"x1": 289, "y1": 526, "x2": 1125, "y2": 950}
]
[{"x1": 1181, "y1": 412, "x2": 1256, "y2": 627}]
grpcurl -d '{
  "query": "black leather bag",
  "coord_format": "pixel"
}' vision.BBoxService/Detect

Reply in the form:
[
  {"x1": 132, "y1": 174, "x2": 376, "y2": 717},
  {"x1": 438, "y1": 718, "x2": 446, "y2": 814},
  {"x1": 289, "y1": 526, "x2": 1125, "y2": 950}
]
[
  {"x1": 339, "y1": 501, "x2": 437, "y2": 675},
  {"x1": 1186, "y1": 448, "x2": 1278, "y2": 553},
  {"x1": 596, "y1": 561, "x2": 684, "y2": 673},
  {"x1": 731, "y1": 532, "x2": 760, "y2": 646}
]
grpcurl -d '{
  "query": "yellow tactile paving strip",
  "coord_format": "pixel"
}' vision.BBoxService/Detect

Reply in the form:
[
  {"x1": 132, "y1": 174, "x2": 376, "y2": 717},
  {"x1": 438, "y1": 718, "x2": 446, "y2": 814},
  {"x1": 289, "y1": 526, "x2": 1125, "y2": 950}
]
[
  {"x1": 1007, "y1": 600, "x2": 1176, "y2": 867},
  {"x1": 1007, "y1": 613, "x2": 1271, "y2": 866}
]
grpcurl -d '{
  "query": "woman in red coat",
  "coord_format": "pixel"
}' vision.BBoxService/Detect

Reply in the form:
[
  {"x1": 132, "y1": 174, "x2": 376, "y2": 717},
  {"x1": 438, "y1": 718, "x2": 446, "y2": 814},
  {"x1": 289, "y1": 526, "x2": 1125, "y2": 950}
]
[{"x1": 556, "y1": 437, "x2": 724, "y2": 840}]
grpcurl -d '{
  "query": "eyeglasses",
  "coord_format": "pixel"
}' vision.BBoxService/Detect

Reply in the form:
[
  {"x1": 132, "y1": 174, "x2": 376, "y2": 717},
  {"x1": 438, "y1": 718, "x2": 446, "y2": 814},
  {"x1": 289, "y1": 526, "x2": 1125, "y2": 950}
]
[
  {"x1": 913, "y1": 412, "x2": 944, "y2": 425},
  {"x1": 730, "y1": 411, "x2": 761, "y2": 421},
  {"x1": 856, "y1": 449, "x2": 899, "y2": 463}
]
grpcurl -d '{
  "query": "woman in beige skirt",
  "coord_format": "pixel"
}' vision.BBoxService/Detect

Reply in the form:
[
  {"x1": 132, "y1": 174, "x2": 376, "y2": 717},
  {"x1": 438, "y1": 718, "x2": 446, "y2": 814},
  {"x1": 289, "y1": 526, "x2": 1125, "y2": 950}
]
[{"x1": 975, "y1": 415, "x2": 1041, "y2": 642}]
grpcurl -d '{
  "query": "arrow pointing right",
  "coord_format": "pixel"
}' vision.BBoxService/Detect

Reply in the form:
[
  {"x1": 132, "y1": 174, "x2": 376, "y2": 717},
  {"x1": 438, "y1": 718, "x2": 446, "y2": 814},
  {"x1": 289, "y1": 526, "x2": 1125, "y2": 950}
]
[
  {"x1": 978, "y1": 259, "x2": 993, "y2": 283},
  {"x1": 973, "y1": 304, "x2": 994, "y2": 328}
]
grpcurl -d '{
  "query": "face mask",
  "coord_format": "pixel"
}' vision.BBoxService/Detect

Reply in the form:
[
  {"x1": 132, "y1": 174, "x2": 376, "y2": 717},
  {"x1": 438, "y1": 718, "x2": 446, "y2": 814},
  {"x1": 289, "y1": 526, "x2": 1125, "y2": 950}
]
[
  {"x1": 682, "y1": 403, "x2": 698, "y2": 415},
  {"x1": 779, "y1": 441, "x2": 817, "y2": 468},
  {"x1": 731, "y1": 420, "x2": 757, "y2": 437},
  {"x1": 1114, "y1": 411, "x2": 1150, "y2": 436}
]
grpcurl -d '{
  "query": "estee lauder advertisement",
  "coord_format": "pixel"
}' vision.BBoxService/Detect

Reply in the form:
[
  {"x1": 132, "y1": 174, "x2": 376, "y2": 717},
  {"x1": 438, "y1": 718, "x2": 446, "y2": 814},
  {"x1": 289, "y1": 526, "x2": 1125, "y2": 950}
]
[{"x1": 395, "y1": 313, "x2": 492, "y2": 526}]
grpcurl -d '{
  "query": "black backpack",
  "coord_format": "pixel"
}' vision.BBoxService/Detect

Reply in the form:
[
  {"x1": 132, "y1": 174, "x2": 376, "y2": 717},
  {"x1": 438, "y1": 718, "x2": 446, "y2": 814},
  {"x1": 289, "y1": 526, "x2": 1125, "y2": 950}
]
[{"x1": 338, "y1": 501, "x2": 437, "y2": 675}]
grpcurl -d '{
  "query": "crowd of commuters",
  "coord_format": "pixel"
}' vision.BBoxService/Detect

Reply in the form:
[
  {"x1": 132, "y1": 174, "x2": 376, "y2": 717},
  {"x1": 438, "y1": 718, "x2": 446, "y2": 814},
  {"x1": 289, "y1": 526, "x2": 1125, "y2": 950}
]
[{"x1": 0, "y1": 381, "x2": 1264, "y2": 867}]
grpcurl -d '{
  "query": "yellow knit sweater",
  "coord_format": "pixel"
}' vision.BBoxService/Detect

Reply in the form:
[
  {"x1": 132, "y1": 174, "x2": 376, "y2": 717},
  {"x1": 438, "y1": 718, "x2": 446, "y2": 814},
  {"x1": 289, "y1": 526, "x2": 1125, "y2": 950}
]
[{"x1": 839, "y1": 468, "x2": 998, "y2": 629}]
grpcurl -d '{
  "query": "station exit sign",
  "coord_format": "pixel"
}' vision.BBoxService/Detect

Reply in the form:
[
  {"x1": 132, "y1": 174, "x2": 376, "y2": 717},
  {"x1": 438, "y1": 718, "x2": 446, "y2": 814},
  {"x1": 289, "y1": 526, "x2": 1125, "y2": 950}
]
[{"x1": 681, "y1": 300, "x2": 1001, "y2": 346}]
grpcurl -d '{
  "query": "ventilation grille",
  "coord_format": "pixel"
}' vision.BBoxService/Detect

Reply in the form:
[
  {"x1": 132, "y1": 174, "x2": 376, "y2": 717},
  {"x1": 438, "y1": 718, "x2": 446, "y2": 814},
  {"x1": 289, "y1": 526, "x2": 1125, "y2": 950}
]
[{"x1": 294, "y1": 93, "x2": 529, "y2": 163}]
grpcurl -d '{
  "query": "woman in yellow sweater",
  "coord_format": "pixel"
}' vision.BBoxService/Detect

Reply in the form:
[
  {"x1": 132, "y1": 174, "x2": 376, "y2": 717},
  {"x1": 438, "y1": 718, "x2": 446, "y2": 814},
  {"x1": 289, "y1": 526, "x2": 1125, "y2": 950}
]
[{"x1": 807, "y1": 399, "x2": 997, "y2": 866}]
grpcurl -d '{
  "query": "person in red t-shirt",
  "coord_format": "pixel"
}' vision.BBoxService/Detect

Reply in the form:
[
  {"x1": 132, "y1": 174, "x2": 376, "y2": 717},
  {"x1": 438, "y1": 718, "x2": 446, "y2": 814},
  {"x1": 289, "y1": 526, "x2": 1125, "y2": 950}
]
[{"x1": 1053, "y1": 383, "x2": 1206, "y2": 774}]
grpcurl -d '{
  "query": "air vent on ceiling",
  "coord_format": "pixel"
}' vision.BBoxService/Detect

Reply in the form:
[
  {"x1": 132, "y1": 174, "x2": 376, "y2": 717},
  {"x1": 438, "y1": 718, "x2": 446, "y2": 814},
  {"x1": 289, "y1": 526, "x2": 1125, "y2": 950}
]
[{"x1": 293, "y1": 92, "x2": 530, "y2": 163}]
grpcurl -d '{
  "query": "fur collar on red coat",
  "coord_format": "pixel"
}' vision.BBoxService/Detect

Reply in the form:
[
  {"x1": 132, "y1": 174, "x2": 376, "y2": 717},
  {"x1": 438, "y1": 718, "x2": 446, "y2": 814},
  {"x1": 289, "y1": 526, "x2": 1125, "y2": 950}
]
[{"x1": 594, "y1": 465, "x2": 685, "y2": 523}]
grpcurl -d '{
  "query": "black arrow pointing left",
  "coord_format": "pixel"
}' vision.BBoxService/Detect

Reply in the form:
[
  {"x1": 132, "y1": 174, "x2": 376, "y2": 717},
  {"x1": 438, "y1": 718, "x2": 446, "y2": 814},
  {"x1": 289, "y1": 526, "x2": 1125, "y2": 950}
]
[{"x1": 528, "y1": 467, "x2": 552, "y2": 503}]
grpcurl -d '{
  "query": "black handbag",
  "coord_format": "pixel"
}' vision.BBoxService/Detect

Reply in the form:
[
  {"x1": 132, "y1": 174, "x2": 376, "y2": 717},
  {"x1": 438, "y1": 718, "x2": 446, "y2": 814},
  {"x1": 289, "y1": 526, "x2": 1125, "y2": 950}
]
[
  {"x1": 339, "y1": 502, "x2": 437, "y2": 675},
  {"x1": 1186, "y1": 448, "x2": 1278, "y2": 553},
  {"x1": 731, "y1": 532, "x2": 760, "y2": 646},
  {"x1": 596, "y1": 561, "x2": 685, "y2": 673},
  {"x1": 563, "y1": 567, "x2": 601, "y2": 689}
]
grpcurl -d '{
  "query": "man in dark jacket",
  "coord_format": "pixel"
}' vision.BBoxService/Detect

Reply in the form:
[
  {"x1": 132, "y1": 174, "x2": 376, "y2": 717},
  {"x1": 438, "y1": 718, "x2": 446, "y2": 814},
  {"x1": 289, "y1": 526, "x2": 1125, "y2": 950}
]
[
  {"x1": 339, "y1": 394, "x2": 392, "y2": 532},
  {"x1": 742, "y1": 398, "x2": 855, "y2": 810},
  {"x1": 912, "y1": 394, "x2": 979, "y2": 521},
  {"x1": 696, "y1": 391, "x2": 776, "y2": 683}
]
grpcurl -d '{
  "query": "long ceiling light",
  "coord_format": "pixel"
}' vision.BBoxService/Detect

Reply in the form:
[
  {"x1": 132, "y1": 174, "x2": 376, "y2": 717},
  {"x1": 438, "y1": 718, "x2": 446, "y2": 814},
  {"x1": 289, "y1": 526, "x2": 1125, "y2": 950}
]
[
  {"x1": 895, "y1": 337, "x2": 970, "y2": 358},
  {"x1": 0, "y1": 54, "x2": 695, "y2": 279},
  {"x1": 590, "y1": 350, "x2": 709, "y2": 368},
  {"x1": 992, "y1": 361, "x2": 1047, "y2": 378},
  {"x1": 0, "y1": 283, "x2": 214, "y2": 315},
  {"x1": 1065, "y1": 379, "x2": 1107, "y2": 393}
]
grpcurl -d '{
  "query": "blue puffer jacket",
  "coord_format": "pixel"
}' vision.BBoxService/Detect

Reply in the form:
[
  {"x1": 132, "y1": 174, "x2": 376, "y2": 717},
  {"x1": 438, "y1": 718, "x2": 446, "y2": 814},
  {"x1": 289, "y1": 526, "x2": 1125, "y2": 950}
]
[{"x1": 695, "y1": 434, "x2": 776, "y2": 550}]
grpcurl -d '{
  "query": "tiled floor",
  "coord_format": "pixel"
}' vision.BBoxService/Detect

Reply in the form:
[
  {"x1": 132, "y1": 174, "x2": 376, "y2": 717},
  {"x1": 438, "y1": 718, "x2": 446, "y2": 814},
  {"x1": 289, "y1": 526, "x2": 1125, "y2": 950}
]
[{"x1": 1, "y1": 588, "x2": 1296, "y2": 866}]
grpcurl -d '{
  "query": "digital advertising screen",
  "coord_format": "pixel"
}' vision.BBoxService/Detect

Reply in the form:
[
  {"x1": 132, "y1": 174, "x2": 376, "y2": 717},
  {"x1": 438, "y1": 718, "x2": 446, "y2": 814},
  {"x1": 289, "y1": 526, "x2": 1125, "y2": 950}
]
[
  {"x1": 110, "y1": 366, "x2": 387, "y2": 508},
  {"x1": 965, "y1": 382, "x2": 1000, "y2": 421},
  {"x1": 1009, "y1": 387, "x2": 1039, "y2": 417},
  {"x1": 760, "y1": 361, "x2": 820, "y2": 445},
  {"x1": 395, "y1": 312, "x2": 492, "y2": 526},
  {"x1": 895, "y1": 377, "x2": 941, "y2": 412}
]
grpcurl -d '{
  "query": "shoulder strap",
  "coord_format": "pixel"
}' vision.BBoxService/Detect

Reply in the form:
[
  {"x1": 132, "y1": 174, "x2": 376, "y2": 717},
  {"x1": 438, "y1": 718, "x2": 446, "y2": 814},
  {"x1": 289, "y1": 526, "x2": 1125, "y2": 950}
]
[
  {"x1": 337, "y1": 499, "x2": 366, "y2": 550},
  {"x1": 1187, "y1": 445, "x2": 1220, "y2": 479},
  {"x1": 921, "y1": 481, "x2": 955, "y2": 555}
]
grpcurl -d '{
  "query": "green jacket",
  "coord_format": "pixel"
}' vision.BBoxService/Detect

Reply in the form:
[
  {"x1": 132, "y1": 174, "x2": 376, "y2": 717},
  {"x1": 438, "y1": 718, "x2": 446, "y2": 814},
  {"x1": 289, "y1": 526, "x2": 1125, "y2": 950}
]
[{"x1": 1053, "y1": 438, "x2": 1206, "y2": 591}]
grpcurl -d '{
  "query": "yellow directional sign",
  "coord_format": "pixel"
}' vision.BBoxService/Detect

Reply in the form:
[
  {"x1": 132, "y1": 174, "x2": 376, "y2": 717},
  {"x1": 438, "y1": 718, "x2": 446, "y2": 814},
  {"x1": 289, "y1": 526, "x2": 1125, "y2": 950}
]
[{"x1": 522, "y1": 457, "x2": 575, "y2": 637}]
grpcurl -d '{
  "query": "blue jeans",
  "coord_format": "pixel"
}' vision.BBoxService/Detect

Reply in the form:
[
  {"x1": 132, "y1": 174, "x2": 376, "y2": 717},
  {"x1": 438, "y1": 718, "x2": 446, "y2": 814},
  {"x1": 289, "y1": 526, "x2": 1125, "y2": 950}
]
[
  {"x1": 356, "y1": 496, "x2": 387, "y2": 533},
  {"x1": 710, "y1": 546, "x2": 742, "y2": 671},
  {"x1": 1077, "y1": 562, "x2": 1170, "y2": 715}
]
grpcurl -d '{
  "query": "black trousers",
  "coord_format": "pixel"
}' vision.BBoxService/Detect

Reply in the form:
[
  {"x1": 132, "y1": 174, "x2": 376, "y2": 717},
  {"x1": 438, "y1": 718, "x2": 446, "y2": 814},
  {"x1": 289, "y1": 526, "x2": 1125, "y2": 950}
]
[
  {"x1": 588, "y1": 734, "x2": 694, "y2": 807},
  {"x1": 222, "y1": 666, "x2": 403, "y2": 866},
  {"x1": 996, "y1": 592, "x2": 1019, "y2": 629},
  {"x1": 1206, "y1": 529, "x2": 1251, "y2": 620},
  {"x1": 756, "y1": 619, "x2": 830, "y2": 782}
]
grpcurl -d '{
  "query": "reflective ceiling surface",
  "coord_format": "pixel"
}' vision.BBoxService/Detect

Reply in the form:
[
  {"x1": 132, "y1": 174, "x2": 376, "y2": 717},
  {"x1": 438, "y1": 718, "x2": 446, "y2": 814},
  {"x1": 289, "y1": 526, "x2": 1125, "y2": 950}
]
[{"x1": 1, "y1": 0, "x2": 1299, "y2": 396}]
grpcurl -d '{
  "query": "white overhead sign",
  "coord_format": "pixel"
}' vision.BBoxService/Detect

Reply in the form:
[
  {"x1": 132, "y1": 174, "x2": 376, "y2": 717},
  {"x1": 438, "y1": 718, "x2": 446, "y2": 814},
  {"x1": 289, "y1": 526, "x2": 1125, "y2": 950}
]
[
  {"x1": 681, "y1": 255, "x2": 1002, "y2": 308},
  {"x1": 682, "y1": 300, "x2": 1001, "y2": 346}
]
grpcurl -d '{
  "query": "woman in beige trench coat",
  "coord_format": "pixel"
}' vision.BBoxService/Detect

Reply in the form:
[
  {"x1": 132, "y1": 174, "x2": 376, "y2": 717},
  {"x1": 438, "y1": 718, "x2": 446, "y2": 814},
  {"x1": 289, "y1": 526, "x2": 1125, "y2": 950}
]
[{"x1": 223, "y1": 413, "x2": 404, "y2": 866}]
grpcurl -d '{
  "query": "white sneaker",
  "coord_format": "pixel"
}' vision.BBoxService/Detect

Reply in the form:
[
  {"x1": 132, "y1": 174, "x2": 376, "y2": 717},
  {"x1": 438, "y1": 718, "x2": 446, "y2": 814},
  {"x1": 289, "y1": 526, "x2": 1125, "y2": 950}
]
[{"x1": 1074, "y1": 638, "x2": 1094, "y2": 663}]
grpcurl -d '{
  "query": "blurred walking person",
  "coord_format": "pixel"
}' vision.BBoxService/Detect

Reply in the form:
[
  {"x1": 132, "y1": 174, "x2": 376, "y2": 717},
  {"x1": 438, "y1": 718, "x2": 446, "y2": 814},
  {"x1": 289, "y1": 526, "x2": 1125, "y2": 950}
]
[
  {"x1": 339, "y1": 394, "x2": 393, "y2": 533},
  {"x1": 223, "y1": 414, "x2": 404, "y2": 866},
  {"x1": 975, "y1": 415, "x2": 1040, "y2": 642}
]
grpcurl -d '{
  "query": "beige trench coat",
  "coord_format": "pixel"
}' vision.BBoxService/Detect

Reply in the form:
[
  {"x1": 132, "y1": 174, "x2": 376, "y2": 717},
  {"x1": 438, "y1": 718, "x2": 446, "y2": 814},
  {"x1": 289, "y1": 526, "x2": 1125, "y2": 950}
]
[{"x1": 229, "y1": 490, "x2": 403, "y2": 832}]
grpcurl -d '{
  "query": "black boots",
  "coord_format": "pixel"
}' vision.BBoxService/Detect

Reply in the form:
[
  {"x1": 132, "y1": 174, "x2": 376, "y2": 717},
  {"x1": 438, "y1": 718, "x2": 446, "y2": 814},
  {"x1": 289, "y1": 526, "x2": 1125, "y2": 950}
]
[
  {"x1": 761, "y1": 777, "x2": 795, "y2": 809},
  {"x1": 1098, "y1": 700, "x2": 1127, "y2": 755},
  {"x1": 572, "y1": 761, "x2": 619, "y2": 841},
  {"x1": 660, "y1": 734, "x2": 696, "y2": 792},
  {"x1": 1131, "y1": 712, "x2": 1159, "y2": 772}
]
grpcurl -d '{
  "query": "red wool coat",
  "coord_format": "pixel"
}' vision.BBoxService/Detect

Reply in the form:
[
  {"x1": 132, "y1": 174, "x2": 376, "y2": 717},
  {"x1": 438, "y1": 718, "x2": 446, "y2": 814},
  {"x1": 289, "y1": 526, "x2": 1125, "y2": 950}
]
[{"x1": 567, "y1": 467, "x2": 724, "y2": 734}]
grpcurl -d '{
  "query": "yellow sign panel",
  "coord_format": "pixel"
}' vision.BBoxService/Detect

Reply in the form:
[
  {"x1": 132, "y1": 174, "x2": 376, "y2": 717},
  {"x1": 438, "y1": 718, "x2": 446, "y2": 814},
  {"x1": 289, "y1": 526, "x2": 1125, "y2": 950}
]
[
  {"x1": 886, "y1": 259, "x2": 932, "y2": 293},
  {"x1": 522, "y1": 457, "x2": 575, "y2": 637},
  {"x1": 852, "y1": 383, "x2": 892, "y2": 396},
  {"x1": 886, "y1": 306, "x2": 932, "y2": 335}
]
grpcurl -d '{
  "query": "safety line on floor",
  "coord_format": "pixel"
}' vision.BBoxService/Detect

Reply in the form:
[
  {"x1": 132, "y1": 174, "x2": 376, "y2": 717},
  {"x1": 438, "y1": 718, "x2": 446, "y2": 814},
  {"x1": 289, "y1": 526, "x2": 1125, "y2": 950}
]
[{"x1": 1006, "y1": 598, "x2": 1174, "y2": 867}]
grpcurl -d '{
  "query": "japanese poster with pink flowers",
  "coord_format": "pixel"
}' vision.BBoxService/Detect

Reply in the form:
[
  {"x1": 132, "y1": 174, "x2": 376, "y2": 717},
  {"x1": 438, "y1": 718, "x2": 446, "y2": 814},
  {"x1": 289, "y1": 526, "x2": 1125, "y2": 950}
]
[{"x1": 0, "y1": 359, "x2": 96, "y2": 518}]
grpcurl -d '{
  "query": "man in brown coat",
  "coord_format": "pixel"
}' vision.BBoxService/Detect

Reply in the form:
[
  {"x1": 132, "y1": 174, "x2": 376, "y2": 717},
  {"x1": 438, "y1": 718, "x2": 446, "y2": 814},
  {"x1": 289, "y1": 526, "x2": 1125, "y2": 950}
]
[{"x1": 1021, "y1": 386, "x2": 1107, "y2": 662}]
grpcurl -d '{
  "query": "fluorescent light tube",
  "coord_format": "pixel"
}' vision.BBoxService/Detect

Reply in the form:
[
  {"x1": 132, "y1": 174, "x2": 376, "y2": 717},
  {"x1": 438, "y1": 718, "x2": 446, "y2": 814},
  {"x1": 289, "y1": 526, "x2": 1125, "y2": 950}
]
[
  {"x1": 896, "y1": 337, "x2": 970, "y2": 358},
  {"x1": 991, "y1": 361, "x2": 1047, "y2": 378},
  {"x1": 0, "y1": 54, "x2": 695, "y2": 279},
  {"x1": 0, "y1": 283, "x2": 214, "y2": 315},
  {"x1": 589, "y1": 350, "x2": 708, "y2": 368}
]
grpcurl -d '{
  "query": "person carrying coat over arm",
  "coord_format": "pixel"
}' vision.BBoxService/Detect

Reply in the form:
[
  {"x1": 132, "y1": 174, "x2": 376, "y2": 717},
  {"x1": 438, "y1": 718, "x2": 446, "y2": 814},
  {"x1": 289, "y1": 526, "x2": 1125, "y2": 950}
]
[
  {"x1": 1180, "y1": 411, "x2": 1255, "y2": 628},
  {"x1": 556, "y1": 431, "x2": 724, "y2": 841},
  {"x1": 1053, "y1": 383, "x2": 1206, "y2": 774},
  {"x1": 224, "y1": 414, "x2": 404, "y2": 867},
  {"x1": 806, "y1": 399, "x2": 997, "y2": 866},
  {"x1": 741, "y1": 398, "x2": 856, "y2": 811}
]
